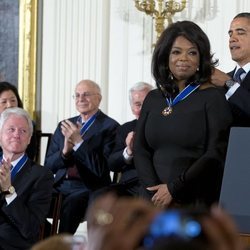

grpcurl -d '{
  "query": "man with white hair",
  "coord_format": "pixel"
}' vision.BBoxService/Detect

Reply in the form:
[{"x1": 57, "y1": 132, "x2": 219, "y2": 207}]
[
  {"x1": 108, "y1": 82, "x2": 153, "y2": 196},
  {"x1": 0, "y1": 107, "x2": 53, "y2": 250}
]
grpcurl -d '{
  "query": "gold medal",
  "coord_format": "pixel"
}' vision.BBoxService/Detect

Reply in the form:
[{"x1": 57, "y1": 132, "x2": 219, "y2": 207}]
[{"x1": 162, "y1": 106, "x2": 173, "y2": 116}]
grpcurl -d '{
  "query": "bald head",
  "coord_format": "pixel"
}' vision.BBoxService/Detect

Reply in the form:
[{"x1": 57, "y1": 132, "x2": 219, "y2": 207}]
[
  {"x1": 76, "y1": 80, "x2": 101, "y2": 95},
  {"x1": 74, "y1": 80, "x2": 102, "y2": 119}
]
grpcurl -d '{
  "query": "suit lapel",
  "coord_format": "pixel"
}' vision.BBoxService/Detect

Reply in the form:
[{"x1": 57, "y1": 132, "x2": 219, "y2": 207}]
[{"x1": 241, "y1": 71, "x2": 250, "y2": 89}]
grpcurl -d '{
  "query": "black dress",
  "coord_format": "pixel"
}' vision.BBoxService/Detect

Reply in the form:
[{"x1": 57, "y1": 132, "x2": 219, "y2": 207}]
[{"x1": 134, "y1": 86, "x2": 233, "y2": 206}]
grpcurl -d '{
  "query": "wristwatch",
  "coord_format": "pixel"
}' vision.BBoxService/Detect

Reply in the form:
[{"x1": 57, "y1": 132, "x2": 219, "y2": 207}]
[
  {"x1": 225, "y1": 79, "x2": 236, "y2": 89},
  {"x1": 1, "y1": 185, "x2": 15, "y2": 195}
]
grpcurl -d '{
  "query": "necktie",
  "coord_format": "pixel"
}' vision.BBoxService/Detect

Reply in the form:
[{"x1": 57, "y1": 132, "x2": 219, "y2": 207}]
[
  {"x1": 233, "y1": 68, "x2": 245, "y2": 83},
  {"x1": 67, "y1": 163, "x2": 81, "y2": 179}
]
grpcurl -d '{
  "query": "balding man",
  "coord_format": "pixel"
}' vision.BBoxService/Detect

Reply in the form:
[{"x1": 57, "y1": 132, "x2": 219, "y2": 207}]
[{"x1": 45, "y1": 80, "x2": 119, "y2": 234}]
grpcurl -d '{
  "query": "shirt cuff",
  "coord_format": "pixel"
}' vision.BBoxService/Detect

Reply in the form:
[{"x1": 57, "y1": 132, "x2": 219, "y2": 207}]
[
  {"x1": 5, "y1": 192, "x2": 17, "y2": 205},
  {"x1": 123, "y1": 147, "x2": 133, "y2": 164},
  {"x1": 73, "y1": 140, "x2": 84, "y2": 151},
  {"x1": 226, "y1": 82, "x2": 240, "y2": 100}
]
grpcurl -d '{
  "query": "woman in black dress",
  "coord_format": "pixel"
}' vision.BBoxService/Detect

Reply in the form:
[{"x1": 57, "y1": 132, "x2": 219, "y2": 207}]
[{"x1": 134, "y1": 21, "x2": 233, "y2": 208}]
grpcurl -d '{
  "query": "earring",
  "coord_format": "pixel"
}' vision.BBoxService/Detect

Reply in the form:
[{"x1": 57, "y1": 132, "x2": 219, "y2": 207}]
[
  {"x1": 170, "y1": 72, "x2": 174, "y2": 80},
  {"x1": 196, "y1": 67, "x2": 199, "y2": 72}
]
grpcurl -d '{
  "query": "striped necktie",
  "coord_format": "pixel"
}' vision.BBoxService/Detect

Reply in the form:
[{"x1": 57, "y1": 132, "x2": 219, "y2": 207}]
[{"x1": 233, "y1": 68, "x2": 245, "y2": 83}]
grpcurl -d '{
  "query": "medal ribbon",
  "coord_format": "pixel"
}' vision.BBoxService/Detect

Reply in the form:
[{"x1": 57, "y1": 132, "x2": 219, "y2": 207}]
[
  {"x1": 11, "y1": 154, "x2": 28, "y2": 181},
  {"x1": 79, "y1": 112, "x2": 98, "y2": 137},
  {"x1": 165, "y1": 83, "x2": 200, "y2": 108}
]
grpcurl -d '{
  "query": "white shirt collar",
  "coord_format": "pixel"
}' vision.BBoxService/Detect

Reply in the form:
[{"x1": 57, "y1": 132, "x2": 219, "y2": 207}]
[
  {"x1": 235, "y1": 62, "x2": 250, "y2": 75},
  {"x1": 3, "y1": 153, "x2": 25, "y2": 167}
]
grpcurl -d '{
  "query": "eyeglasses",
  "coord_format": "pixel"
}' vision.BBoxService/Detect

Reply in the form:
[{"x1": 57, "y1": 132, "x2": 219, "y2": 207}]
[{"x1": 72, "y1": 92, "x2": 99, "y2": 100}]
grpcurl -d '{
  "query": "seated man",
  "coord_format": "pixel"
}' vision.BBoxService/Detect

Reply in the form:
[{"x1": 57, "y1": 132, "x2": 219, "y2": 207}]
[
  {"x1": 108, "y1": 82, "x2": 153, "y2": 196},
  {"x1": 0, "y1": 107, "x2": 54, "y2": 250},
  {"x1": 45, "y1": 79, "x2": 119, "y2": 234}
]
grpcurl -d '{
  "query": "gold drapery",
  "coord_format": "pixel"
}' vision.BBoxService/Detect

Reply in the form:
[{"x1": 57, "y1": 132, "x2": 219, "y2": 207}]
[{"x1": 18, "y1": 0, "x2": 37, "y2": 120}]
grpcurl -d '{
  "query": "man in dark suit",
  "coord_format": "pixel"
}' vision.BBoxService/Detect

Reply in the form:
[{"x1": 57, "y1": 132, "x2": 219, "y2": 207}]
[
  {"x1": 108, "y1": 82, "x2": 153, "y2": 196},
  {"x1": 45, "y1": 79, "x2": 119, "y2": 234},
  {"x1": 212, "y1": 12, "x2": 250, "y2": 126},
  {"x1": 0, "y1": 107, "x2": 53, "y2": 250}
]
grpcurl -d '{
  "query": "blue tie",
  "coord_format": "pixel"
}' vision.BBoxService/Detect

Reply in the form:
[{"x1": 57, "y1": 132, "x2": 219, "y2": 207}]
[{"x1": 233, "y1": 68, "x2": 245, "y2": 83}]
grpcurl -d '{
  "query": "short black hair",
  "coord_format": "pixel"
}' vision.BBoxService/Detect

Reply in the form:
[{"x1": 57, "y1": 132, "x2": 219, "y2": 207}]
[{"x1": 234, "y1": 12, "x2": 250, "y2": 19}]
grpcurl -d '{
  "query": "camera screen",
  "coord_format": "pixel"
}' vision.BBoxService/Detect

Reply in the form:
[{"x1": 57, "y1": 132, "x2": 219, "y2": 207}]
[{"x1": 143, "y1": 210, "x2": 204, "y2": 249}]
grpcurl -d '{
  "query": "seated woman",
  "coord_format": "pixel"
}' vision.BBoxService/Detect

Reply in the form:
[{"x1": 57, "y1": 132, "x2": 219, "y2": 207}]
[{"x1": 0, "y1": 81, "x2": 38, "y2": 160}]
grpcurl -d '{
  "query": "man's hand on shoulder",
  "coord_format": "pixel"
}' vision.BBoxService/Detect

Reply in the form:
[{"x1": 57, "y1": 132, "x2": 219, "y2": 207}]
[{"x1": 211, "y1": 68, "x2": 231, "y2": 87}]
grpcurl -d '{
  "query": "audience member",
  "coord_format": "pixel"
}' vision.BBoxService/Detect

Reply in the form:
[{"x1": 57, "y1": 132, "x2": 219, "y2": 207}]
[
  {"x1": 0, "y1": 107, "x2": 53, "y2": 250},
  {"x1": 211, "y1": 12, "x2": 250, "y2": 126},
  {"x1": 0, "y1": 81, "x2": 38, "y2": 160},
  {"x1": 86, "y1": 193, "x2": 246, "y2": 250},
  {"x1": 134, "y1": 21, "x2": 233, "y2": 208},
  {"x1": 108, "y1": 82, "x2": 153, "y2": 196},
  {"x1": 45, "y1": 79, "x2": 119, "y2": 234}
]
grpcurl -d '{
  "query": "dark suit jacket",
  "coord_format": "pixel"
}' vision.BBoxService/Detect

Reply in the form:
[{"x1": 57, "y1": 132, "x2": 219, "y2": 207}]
[
  {"x1": 45, "y1": 110, "x2": 119, "y2": 191},
  {"x1": 108, "y1": 119, "x2": 138, "y2": 185},
  {"x1": 0, "y1": 159, "x2": 54, "y2": 250},
  {"x1": 227, "y1": 69, "x2": 250, "y2": 126}
]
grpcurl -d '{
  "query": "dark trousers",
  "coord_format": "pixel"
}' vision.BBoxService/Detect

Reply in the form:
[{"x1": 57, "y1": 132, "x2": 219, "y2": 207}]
[{"x1": 56, "y1": 179, "x2": 89, "y2": 234}]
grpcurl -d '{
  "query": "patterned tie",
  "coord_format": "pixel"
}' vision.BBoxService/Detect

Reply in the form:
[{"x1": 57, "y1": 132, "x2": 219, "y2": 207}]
[{"x1": 233, "y1": 68, "x2": 245, "y2": 83}]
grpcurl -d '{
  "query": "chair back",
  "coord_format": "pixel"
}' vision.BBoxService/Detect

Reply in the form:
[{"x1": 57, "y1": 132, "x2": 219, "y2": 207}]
[
  {"x1": 39, "y1": 192, "x2": 63, "y2": 240},
  {"x1": 35, "y1": 130, "x2": 53, "y2": 164}
]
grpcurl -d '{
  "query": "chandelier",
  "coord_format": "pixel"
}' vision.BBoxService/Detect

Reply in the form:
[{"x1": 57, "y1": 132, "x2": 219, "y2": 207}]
[{"x1": 134, "y1": 0, "x2": 187, "y2": 41}]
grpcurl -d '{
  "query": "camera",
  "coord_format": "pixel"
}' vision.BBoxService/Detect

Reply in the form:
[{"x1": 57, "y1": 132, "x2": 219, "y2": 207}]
[{"x1": 142, "y1": 209, "x2": 208, "y2": 250}]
